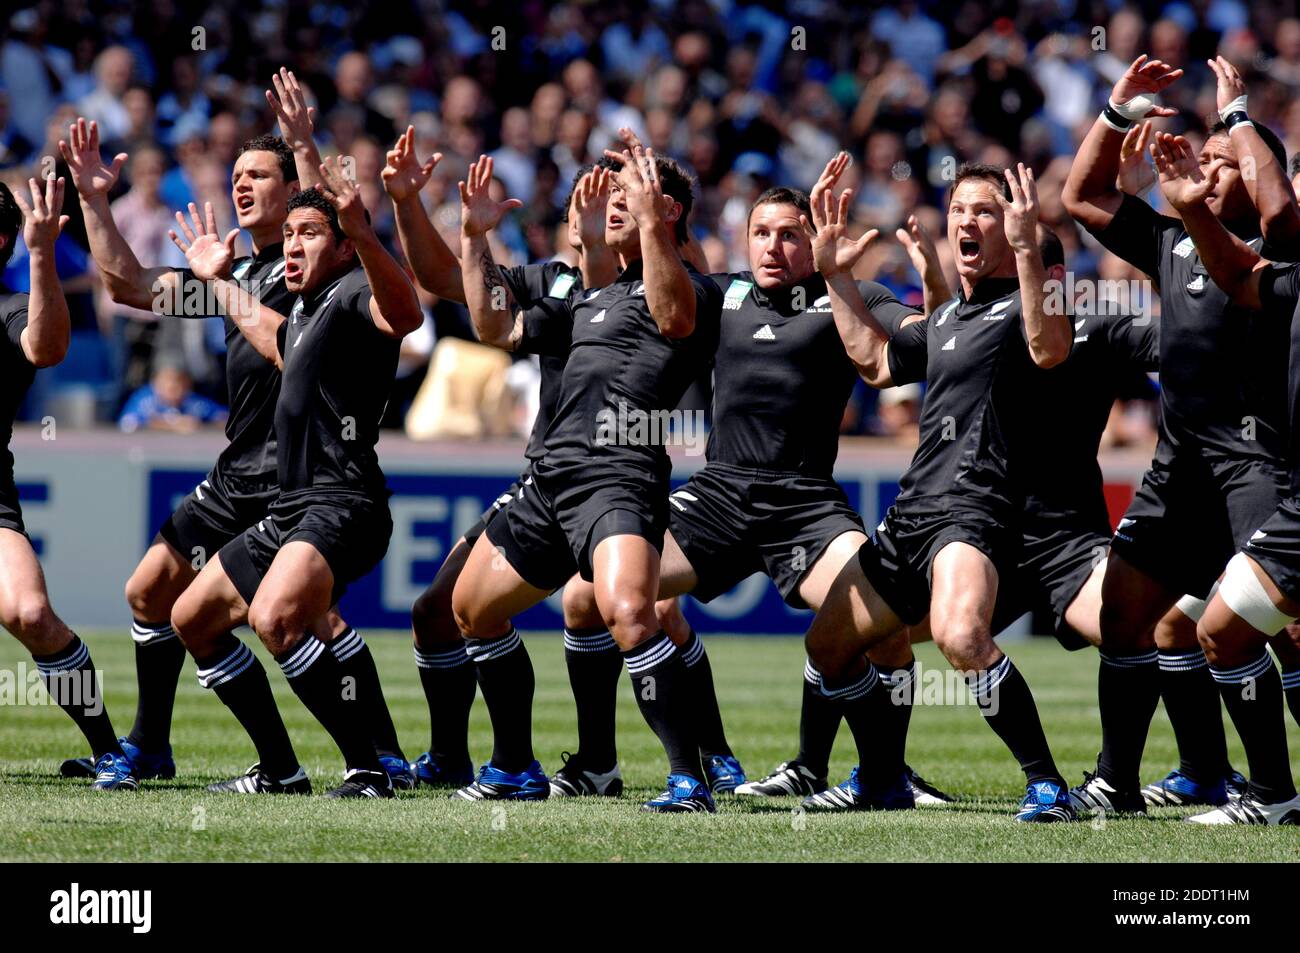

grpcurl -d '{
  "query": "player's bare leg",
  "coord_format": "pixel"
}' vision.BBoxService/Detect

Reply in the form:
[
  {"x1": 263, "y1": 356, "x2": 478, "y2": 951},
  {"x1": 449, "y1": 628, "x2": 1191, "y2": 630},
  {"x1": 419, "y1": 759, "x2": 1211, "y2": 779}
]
[
  {"x1": 449, "y1": 530, "x2": 552, "y2": 792},
  {"x1": 406, "y1": 535, "x2": 477, "y2": 785},
  {"x1": 0, "y1": 528, "x2": 131, "y2": 787},
  {"x1": 1190, "y1": 556, "x2": 1299, "y2": 824},
  {"x1": 169, "y1": 552, "x2": 307, "y2": 793}
]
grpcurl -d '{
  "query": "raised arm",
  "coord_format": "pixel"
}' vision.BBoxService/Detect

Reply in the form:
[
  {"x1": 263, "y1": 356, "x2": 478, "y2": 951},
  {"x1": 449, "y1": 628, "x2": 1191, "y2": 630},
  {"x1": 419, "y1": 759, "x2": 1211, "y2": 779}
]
[
  {"x1": 808, "y1": 185, "x2": 893, "y2": 387},
  {"x1": 1001, "y1": 164, "x2": 1069, "y2": 368},
  {"x1": 1062, "y1": 55, "x2": 1183, "y2": 233},
  {"x1": 60, "y1": 118, "x2": 177, "y2": 311},
  {"x1": 318, "y1": 157, "x2": 422, "y2": 338},
  {"x1": 13, "y1": 176, "x2": 71, "y2": 367},
  {"x1": 1208, "y1": 56, "x2": 1300, "y2": 244},
  {"x1": 382, "y1": 125, "x2": 466, "y2": 302},
  {"x1": 571, "y1": 165, "x2": 618, "y2": 289},
  {"x1": 1153, "y1": 133, "x2": 1268, "y2": 310},
  {"x1": 168, "y1": 202, "x2": 285, "y2": 366},
  {"x1": 458, "y1": 155, "x2": 527, "y2": 350},
  {"x1": 606, "y1": 134, "x2": 695, "y2": 338},
  {"x1": 895, "y1": 214, "x2": 951, "y2": 316},
  {"x1": 267, "y1": 68, "x2": 325, "y2": 191}
]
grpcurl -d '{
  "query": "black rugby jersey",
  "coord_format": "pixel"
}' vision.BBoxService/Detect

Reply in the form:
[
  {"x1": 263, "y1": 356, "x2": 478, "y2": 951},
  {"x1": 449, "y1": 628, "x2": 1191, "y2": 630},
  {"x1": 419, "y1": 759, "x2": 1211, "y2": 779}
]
[
  {"x1": 1255, "y1": 263, "x2": 1300, "y2": 487},
  {"x1": 1086, "y1": 194, "x2": 1292, "y2": 463},
  {"x1": 173, "y1": 243, "x2": 292, "y2": 479},
  {"x1": 274, "y1": 266, "x2": 398, "y2": 493},
  {"x1": 708, "y1": 271, "x2": 919, "y2": 475},
  {"x1": 500, "y1": 260, "x2": 583, "y2": 462},
  {"x1": 0, "y1": 286, "x2": 34, "y2": 484},
  {"x1": 887, "y1": 276, "x2": 1065, "y2": 514},
  {"x1": 519, "y1": 259, "x2": 722, "y2": 472},
  {"x1": 1019, "y1": 310, "x2": 1159, "y2": 522}
]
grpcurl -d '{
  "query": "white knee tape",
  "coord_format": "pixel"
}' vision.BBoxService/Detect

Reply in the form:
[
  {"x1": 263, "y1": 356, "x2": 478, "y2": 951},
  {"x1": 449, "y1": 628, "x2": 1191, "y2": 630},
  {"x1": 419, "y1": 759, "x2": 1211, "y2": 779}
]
[
  {"x1": 1175, "y1": 581, "x2": 1220, "y2": 623},
  {"x1": 1218, "y1": 553, "x2": 1297, "y2": 635}
]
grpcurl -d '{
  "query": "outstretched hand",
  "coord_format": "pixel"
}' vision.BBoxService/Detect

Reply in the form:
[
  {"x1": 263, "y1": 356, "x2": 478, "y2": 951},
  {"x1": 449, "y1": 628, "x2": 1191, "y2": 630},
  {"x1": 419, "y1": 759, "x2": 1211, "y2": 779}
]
[
  {"x1": 997, "y1": 163, "x2": 1039, "y2": 253},
  {"x1": 458, "y1": 154, "x2": 523, "y2": 236},
  {"x1": 382, "y1": 125, "x2": 442, "y2": 201},
  {"x1": 1151, "y1": 132, "x2": 1221, "y2": 211},
  {"x1": 58, "y1": 117, "x2": 126, "y2": 199},
  {"x1": 13, "y1": 175, "x2": 69, "y2": 250},
  {"x1": 317, "y1": 156, "x2": 372, "y2": 241},
  {"x1": 1111, "y1": 54, "x2": 1183, "y2": 116},
  {"x1": 168, "y1": 201, "x2": 239, "y2": 282},
  {"x1": 805, "y1": 184, "x2": 878, "y2": 278}
]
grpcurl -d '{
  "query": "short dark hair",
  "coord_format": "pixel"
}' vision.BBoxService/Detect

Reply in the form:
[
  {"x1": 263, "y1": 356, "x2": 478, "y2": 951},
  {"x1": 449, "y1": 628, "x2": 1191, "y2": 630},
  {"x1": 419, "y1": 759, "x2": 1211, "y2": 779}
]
[
  {"x1": 561, "y1": 155, "x2": 620, "y2": 224},
  {"x1": 652, "y1": 154, "x2": 695, "y2": 245},
  {"x1": 1037, "y1": 224, "x2": 1065, "y2": 270},
  {"x1": 1207, "y1": 119, "x2": 1287, "y2": 174},
  {"x1": 286, "y1": 188, "x2": 345, "y2": 241},
  {"x1": 747, "y1": 186, "x2": 812, "y2": 228},
  {"x1": 946, "y1": 162, "x2": 1012, "y2": 205},
  {"x1": 1290, "y1": 153, "x2": 1300, "y2": 179},
  {"x1": 0, "y1": 183, "x2": 21, "y2": 272},
  {"x1": 238, "y1": 134, "x2": 297, "y2": 184}
]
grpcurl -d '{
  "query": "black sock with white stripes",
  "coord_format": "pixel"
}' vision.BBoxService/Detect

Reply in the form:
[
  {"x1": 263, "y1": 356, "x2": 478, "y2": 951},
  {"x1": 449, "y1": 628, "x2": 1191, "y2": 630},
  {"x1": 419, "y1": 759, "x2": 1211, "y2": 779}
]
[
  {"x1": 195, "y1": 633, "x2": 298, "y2": 779},
  {"x1": 277, "y1": 635, "x2": 381, "y2": 773},
  {"x1": 563, "y1": 627, "x2": 622, "y2": 771},
  {"x1": 126, "y1": 620, "x2": 186, "y2": 752},
  {"x1": 1211, "y1": 653, "x2": 1297, "y2": 803},
  {"x1": 681, "y1": 630, "x2": 732, "y2": 759},
  {"x1": 1158, "y1": 649, "x2": 1230, "y2": 783},
  {"x1": 33, "y1": 635, "x2": 121, "y2": 759},
  {"x1": 624, "y1": 631, "x2": 703, "y2": 782},
  {"x1": 796, "y1": 659, "x2": 841, "y2": 778},
  {"x1": 1096, "y1": 649, "x2": 1160, "y2": 792},
  {"x1": 968, "y1": 656, "x2": 1064, "y2": 787},
  {"x1": 1282, "y1": 666, "x2": 1300, "y2": 731},
  {"x1": 875, "y1": 660, "x2": 916, "y2": 783},
  {"x1": 820, "y1": 665, "x2": 897, "y2": 789},
  {"x1": 328, "y1": 627, "x2": 404, "y2": 760},
  {"x1": 414, "y1": 642, "x2": 476, "y2": 764},
  {"x1": 466, "y1": 629, "x2": 535, "y2": 773}
]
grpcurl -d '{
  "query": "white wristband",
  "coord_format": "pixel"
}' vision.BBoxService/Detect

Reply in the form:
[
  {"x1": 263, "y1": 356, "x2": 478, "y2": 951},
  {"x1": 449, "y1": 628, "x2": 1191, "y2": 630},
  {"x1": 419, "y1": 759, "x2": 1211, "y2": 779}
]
[
  {"x1": 1109, "y1": 94, "x2": 1157, "y2": 121},
  {"x1": 1219, "y1": 94, "x2": 1248, "y2": 121}
]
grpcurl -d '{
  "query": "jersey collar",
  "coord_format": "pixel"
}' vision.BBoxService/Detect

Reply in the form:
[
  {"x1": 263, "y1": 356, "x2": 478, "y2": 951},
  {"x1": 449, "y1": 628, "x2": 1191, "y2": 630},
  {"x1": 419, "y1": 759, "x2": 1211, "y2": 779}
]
[
  {"x1": 747, "y1": 271, "x2": 826, "y2": 312},
  {"x1": 960, "y1": 276, "x2": 1019, "y2": 307}
]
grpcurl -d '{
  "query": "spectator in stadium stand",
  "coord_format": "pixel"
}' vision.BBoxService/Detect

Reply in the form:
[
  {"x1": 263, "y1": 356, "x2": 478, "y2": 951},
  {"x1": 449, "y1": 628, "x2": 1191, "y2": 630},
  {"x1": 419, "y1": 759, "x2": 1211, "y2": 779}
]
[
  {"x1": 118, "y1": 357, "x2": 226, "y2": 435},
  {"x1": 77, "y1": 46, "x2": 135, "y2": 145}
]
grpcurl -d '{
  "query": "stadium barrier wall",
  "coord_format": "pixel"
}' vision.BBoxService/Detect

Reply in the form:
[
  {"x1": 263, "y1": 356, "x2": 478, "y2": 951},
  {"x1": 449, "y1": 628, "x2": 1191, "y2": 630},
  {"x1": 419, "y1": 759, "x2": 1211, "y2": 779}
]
[{"x1": 12, "y1": 429, "x2": 1153, "y2": 634}]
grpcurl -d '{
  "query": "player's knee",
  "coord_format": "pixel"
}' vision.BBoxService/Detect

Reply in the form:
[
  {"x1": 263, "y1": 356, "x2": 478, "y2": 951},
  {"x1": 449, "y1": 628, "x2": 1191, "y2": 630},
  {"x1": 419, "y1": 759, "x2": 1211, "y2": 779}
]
[
  {"x1": 412, "y1": 579, "x2": 459, "y2": 647},
  {"x1": 2, "y1": 591, "x2": 57, "y2": 645},
  {"x1": 932, "y1": 618, "x2": 994, "y2": 671},
  {"x1": 1098, "y1": 600, "x2": 1150, "y2": 651},
  {"x1": 124, "y1": 567, "x2": 172, "y2": 620},
  {"x1": 247, "y1": 598, "x2": 303, "y2": 656},
  {"x1": 601, "y1": 594, "x2": 655, "y2": 644},
  {"x1": 655, "y1": 598, "x2": 689, "y2": 643},
  {"x1": 561, "y1": 581, "x2": 601, "y2": 630}
]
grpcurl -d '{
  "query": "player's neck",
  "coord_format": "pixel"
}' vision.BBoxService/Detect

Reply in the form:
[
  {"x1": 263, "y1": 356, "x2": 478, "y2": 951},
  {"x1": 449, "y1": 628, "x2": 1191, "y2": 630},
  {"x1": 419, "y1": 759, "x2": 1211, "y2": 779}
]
[{"x1": 248, "y1": 223, "x2": 283, "y2": 255}]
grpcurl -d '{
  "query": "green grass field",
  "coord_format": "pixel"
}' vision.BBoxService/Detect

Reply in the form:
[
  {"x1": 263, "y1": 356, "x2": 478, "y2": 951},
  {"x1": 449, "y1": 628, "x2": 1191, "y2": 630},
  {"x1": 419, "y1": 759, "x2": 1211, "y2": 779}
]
[{"x1": 0, "y1": 631, "x2": 1296, "y2": 862}]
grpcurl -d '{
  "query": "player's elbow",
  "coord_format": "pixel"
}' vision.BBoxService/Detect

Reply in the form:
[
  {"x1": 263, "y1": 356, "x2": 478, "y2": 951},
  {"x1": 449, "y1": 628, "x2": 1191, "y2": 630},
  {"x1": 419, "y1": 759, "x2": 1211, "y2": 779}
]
[
  {"x1": 1030, "y1": 341, "x2": 1068, "y2": 370},
  {"x1": 27, "y1": 335, "x2": 69, "y2": 368}
]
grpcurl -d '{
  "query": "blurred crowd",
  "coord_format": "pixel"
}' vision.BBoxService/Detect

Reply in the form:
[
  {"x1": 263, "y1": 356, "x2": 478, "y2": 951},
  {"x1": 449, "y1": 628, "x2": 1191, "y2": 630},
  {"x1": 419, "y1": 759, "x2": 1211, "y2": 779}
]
[{"x1": 6, "y1": 0, "x2": 1278, "y2": 446}]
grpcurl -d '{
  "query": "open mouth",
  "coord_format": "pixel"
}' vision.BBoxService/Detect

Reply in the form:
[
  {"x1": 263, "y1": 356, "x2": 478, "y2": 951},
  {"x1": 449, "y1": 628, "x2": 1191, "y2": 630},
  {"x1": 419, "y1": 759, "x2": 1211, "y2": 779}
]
[
  {"x1": 284, "y1": 262, "x2": 303, "y2": 282},
  {"x1": 958, "y1": 238, "x2": 981, "y2": 262},
  {"x1": 607, "y1": 214, "x2": 626, "y2": 229},
  {"x1": 236, "y1": 195, "x2": 256, "y2": 213}
]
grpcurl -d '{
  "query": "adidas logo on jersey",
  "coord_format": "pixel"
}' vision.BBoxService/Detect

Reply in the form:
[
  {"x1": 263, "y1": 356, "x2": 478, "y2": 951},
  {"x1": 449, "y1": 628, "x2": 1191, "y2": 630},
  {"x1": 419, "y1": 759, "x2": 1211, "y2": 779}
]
[
  {"x1": 941, "y1": 336, "x2": 956, "y2": 351},
  {"x1": 1174, "y1": 236, "x2": 1195, "y2": 258},
  {"x1": 753, "y1": 324, "x2": 776, "y2": 341},
  {"x1": 1186, "y1": 274, "x2": 1206, "y2": 293}
]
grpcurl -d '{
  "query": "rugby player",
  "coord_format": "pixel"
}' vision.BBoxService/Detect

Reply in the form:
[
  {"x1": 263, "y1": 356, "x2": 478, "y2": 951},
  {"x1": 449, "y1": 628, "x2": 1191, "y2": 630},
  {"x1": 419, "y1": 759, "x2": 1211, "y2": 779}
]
[
  {"x1": 58, "y1": 92, "x2": 410, "y2": 789},
  {"x1": 1145, "y1": 130, "x2": 1300, "y2": 824},
  {"x1": 1062, "y1": 54, "x2": 1299, "y2": 814},
  {"x1": 561, "y1": 152, "x2": 938, "y2": 801},
  {"x1": 0, "y1": 174, "x2": 138, "y2": 790},
  {"x1": 451, "y1": 133, "x2": 724, "y2": 811},
  {"x1": 166, "y1": 157, "x2": 422, "y2": 798},
  {"x1": 800, "y1": 162, "x2": 1077, "y2": 820}
]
